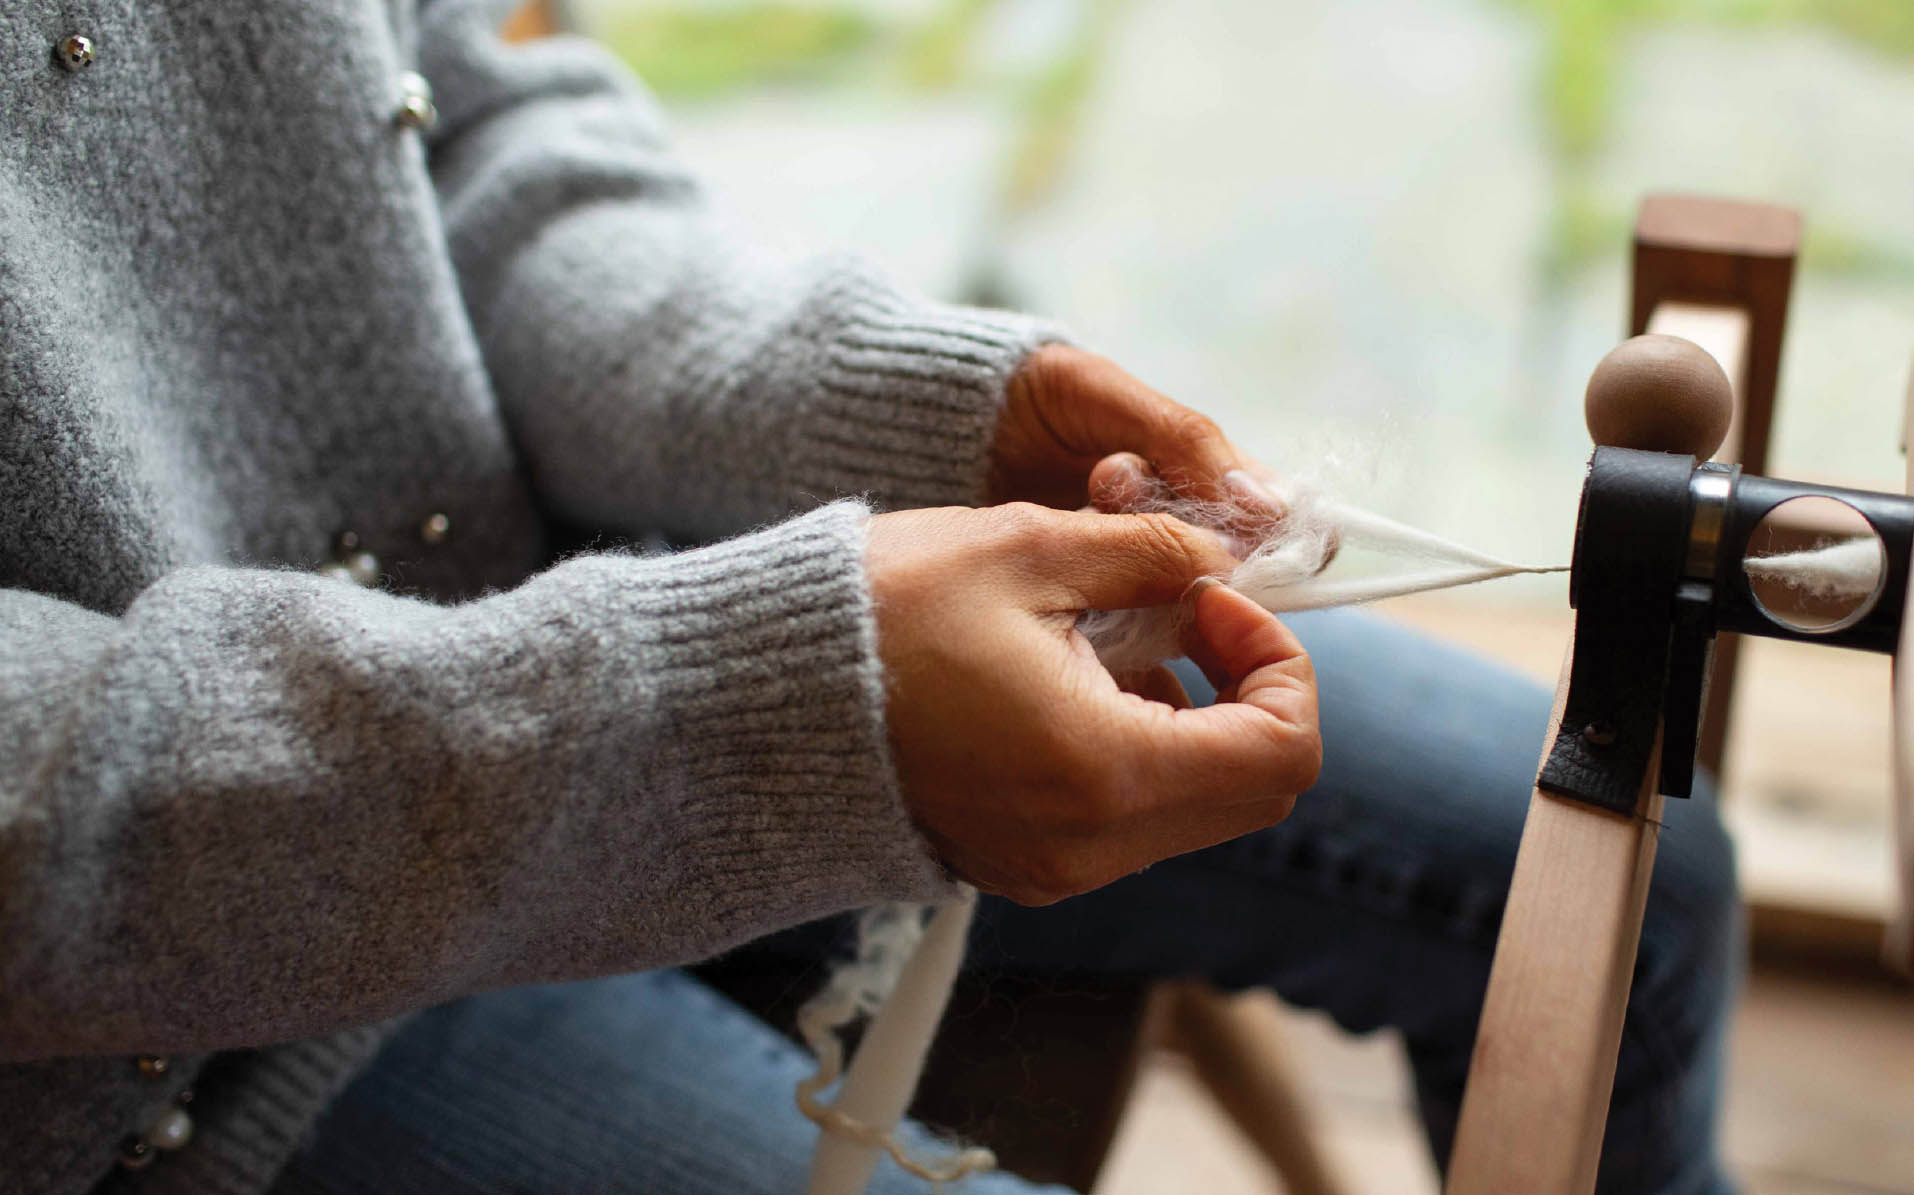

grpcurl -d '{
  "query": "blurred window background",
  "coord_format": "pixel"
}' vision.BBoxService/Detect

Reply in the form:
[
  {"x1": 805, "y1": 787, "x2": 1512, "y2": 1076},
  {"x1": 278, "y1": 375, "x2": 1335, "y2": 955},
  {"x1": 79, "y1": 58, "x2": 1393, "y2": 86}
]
[{"x1": 556, "y1": 2, "x2": 1914, "y2": 1189}]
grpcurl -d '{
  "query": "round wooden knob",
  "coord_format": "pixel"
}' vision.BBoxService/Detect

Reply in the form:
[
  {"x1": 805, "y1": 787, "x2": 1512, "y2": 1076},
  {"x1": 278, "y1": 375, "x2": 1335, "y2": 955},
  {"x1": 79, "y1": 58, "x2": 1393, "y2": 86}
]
[{"x1": 1584, "y1": 334, "x2": 1733, "y2": 458}]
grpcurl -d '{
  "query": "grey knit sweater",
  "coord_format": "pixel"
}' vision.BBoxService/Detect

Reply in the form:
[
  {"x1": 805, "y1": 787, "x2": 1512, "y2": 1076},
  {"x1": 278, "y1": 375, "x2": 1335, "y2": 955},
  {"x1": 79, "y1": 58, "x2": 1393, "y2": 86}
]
[{"x1": 0, "y1": 2, "x2": 1054, "y2": 1191}]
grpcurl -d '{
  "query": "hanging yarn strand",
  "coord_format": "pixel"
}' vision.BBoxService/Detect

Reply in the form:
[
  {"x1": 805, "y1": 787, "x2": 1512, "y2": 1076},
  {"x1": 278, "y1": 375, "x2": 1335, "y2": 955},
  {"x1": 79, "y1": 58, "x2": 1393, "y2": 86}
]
[{"x1": 798, "y1": 890, "x2": 995, "y2": 1195}]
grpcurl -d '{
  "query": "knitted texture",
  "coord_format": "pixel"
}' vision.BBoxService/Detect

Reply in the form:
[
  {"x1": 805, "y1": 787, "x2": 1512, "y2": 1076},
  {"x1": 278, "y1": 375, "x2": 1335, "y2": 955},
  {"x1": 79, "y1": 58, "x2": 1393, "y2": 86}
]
[{"x1": 0, "y1": 0, "x2": 1054, "y2": 1190}]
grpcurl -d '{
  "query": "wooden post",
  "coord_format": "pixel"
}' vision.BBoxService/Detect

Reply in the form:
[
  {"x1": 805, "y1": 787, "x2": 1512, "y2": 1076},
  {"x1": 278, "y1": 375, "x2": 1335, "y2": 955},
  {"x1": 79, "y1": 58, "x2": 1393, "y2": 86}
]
[
  {"x1": 1444, "y1": 645, "x2": 1665, "y2": 1195},
  {"x1": 1167, "y1": 984, "x2": 1352, "y2": 1195},
  {"x1": 1632, "y1": 196, "x2": 1801, "y2": 779},
  {"x1": 1891, "y1": 357, "x2": 1914, "y2": 971}
]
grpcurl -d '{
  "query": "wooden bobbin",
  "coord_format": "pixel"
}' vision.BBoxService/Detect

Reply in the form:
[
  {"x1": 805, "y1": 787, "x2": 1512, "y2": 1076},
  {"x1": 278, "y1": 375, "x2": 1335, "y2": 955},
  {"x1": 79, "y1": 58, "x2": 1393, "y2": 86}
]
[{"x1": 1584, "y1": 334, "x2": 1735, "y2": 458}]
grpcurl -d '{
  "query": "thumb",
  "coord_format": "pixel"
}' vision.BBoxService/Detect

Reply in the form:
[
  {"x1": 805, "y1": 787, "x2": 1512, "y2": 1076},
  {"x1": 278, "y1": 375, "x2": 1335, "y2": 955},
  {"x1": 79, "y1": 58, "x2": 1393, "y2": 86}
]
[
  {"x1": 1183, "y1": 579, "x2": 1316, "y2": 723},
  {"x1": 1114, "y1": 579, "x2": 1319, "y2": 809},
  {"x1": 1028, "y1": 508, "x2": 1240, "y2": 611}
]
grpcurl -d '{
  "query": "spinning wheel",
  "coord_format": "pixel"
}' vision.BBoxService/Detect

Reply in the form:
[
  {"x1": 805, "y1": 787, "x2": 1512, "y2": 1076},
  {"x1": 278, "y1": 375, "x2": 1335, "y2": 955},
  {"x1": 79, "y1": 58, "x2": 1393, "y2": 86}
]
[{"x1": 1447, "y1": 195, "x2": 1914, "y2": 1194}]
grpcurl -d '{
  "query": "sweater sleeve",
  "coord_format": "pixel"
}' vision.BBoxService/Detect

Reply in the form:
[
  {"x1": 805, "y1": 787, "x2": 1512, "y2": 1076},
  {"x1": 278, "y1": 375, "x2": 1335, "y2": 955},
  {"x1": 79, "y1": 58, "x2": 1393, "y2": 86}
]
[
  {"x1": 0, "y1": 502, "x2": 948, "y2": 1063},
  {"x1": 418, "y1": 0, "x2": 1061, "y2": 544}
]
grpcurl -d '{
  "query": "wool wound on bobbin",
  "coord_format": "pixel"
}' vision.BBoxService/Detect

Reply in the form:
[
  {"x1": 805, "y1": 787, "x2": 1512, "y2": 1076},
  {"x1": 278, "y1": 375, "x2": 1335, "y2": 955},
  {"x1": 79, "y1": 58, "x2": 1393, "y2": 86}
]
[
  {"x1": 1743, "y1": 537, "x2": 1884, "y2": 600},
  {"x1": 1082, "y1": 477, "x2": 1567, "y2": 671}
]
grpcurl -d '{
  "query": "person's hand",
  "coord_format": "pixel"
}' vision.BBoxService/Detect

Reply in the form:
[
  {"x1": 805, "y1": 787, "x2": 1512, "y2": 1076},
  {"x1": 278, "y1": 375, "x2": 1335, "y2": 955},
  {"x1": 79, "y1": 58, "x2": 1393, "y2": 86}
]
[
  {"x1": 989, "y1": 343, "x2": 1284, "y2": 521},
  {"x1": 867, "y1": 503, "x2": 1320, "y2": 905}
]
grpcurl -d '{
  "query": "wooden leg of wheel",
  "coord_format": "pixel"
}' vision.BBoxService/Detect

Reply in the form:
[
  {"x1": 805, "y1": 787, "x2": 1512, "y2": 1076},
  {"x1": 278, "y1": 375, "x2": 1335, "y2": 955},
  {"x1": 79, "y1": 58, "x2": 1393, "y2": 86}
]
[
  {"x1": 1444, "y1": 638, "x2": 1665, "y2": 1195},
  {"x1": 1168, "y1": 982, "x2": 1352, "y2": 1195}
]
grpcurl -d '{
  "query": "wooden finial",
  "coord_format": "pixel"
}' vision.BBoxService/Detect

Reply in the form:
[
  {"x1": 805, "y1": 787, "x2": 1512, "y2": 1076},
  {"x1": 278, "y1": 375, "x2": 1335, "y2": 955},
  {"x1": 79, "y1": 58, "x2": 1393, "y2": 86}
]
[{"x1": 1584, "y1": 334, "x2": 1734, "y2": 458}]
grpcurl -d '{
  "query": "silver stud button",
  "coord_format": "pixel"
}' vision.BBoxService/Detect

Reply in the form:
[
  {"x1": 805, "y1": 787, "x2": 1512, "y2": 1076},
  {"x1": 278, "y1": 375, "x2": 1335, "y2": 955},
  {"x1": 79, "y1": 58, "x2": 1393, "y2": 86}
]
[
  {"x1": 419, "y1": 512, "x2": 451, "y2": 545},
  {"x1": 321, "y1": 532, "x2": 381, "y2": 588},
  {"x1": 319, "y1": 552, "x2": 381, "y2": 588},
  {"x1": 56, "y1": 35, "x2": 95, "y2": 72},
  {"x1": 394, "y1": 71, "x2": 437, "y2": 131},
  {"x1": 144, "y1": 1105, "x2": 195, "y2": 1152}
]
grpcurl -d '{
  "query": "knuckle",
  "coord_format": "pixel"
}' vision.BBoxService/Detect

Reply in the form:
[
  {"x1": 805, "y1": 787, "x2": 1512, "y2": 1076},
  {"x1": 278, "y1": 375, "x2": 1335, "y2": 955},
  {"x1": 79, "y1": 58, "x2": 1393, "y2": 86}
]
[
  {"x1": 1165, "y1": 405, "x2": 1224, "y2": 448},
  {"x1": 1055, "y1": 741, "x2": 1128, "y2": 821},
  {"x1": 994, "y1": 501, "x2": 1059, "y2": 548},
  {"x1": 1258, "y1": 791, "x2": 1301, "y2": 830},
  {"x1": 1130, "y1": 511, "x2": 1206, "y2": 575},
  {"x1": 1266, "y1": 723, "x2": 1323, "y2": 795},
  {"x1": 1021, "y1": 342, "x2": 1074, "y2": 393},
  {"x1": 1023, "y1": 849, "x2": 1103, "y2": 903},
  {"x1": 1290, "y1": 734, "x2": 1325, "y2": 793}
]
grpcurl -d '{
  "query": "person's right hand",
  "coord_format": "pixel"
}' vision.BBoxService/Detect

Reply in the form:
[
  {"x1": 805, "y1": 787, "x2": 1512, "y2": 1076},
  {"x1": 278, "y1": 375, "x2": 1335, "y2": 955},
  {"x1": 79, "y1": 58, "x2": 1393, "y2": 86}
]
[{"x1": 867, "y1": 504, "x2": 1321, "y2": 906}]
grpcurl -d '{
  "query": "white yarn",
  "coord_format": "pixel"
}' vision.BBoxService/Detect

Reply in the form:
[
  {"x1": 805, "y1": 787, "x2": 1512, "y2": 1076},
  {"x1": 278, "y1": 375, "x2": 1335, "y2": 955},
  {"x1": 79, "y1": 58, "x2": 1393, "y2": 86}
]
[
  {"x1": 1084, "y1": 478, "x2": 1566, "y2": 671},
  {"x1": 798, "y1": 891, "x2": 994, "y2": 1194},
  {"x1": 1743, "y1": 537, "x2": 1883, "y2": 600}
]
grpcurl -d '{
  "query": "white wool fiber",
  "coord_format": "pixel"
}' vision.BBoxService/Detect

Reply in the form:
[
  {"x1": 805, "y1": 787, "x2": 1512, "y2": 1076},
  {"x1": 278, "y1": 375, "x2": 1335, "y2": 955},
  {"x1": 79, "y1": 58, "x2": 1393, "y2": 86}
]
[
  {"x1": 1083, "y1": 477, "x2": 1566, "y2": 672},
  {"x1": 1743, "y1": 537, "x2": 1883, "y2": 600}
]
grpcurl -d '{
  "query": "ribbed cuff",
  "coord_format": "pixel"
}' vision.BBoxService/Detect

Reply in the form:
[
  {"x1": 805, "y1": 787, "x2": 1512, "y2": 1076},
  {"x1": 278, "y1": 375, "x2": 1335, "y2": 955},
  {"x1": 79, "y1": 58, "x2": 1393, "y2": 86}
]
[
  {"x1": 624, "y1": 501, "x2": 957, "y2": 942},
  {"x1": 798, "y1": 270, "x2": 1065, "y2": 511}
]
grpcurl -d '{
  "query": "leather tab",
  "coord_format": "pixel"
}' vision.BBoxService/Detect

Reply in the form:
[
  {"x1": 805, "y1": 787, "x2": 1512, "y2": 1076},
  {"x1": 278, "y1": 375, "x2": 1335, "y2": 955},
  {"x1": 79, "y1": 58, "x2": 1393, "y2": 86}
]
[{"x1": 1540, "y1": 447, "x2": 1696, "y2": 813}]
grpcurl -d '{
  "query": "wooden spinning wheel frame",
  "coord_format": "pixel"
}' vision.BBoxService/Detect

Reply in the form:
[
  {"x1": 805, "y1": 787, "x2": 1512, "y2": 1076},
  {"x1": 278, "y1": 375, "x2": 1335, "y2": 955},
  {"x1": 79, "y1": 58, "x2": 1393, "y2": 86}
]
[{"x1": 1447, "y1": 195, "x2": 1912, "y2": 1194}]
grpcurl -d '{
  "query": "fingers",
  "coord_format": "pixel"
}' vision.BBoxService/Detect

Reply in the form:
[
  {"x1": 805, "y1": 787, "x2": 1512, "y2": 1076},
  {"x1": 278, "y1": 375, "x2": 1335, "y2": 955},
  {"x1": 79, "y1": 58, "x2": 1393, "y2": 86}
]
[
  {"x1": 1089, "y1": 452, "x2": 1289, "y2": 560},
  {"x1": 1045, "y1": 353, "x2": 1291, "y2": 521},
  {"x1": 1178, "y1": 575, "x2": 1301, "y2": 699},
  {"x1": 1187, "y1": 580, "x2": 1316, "y2": 722},
  {"x1": 1018, "y1": 506, "x2": 1239, "y2": 611},
  {"x1": 971, "y1": 579, "x2": 1313, "y2": 904},
  {"x1": 876, "y1": 501, "x2": 1318, "y2": 908},
  {"x1": 1088, "y1": 452, "x2": 1155, "y2": 513},
  {"x1": 1120, "y1": 580, "x2": 1320, "y2": 806},
  {"x1": 1057, "y1": 353, "x2": 1242, "y2": 498}
]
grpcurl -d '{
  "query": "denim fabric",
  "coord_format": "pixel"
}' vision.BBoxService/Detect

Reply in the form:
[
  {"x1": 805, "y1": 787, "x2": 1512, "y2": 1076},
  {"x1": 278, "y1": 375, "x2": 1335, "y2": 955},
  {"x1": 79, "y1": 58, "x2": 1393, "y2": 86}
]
[
  {"x1": 272, "y1": 609, "x2": 1738, "y2": 1195},
  {"x1": 270, "y1": 969, "x2": 1068, "y2": 1195}
]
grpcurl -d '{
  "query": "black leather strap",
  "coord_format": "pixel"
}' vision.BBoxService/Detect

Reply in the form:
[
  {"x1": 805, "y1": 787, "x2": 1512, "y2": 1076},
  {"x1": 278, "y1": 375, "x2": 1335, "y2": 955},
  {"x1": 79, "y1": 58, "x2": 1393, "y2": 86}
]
[{"x1": 1539, "y1": 447, "x2": 1696, "y2": 814}]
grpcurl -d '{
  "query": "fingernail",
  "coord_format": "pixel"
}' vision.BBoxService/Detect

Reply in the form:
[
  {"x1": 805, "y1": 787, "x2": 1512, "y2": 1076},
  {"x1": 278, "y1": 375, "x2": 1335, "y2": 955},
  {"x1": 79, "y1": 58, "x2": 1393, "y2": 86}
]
[
  {"x1": 1184, "y1": 575, "x2": 1225, "y2": 602},
  {"x1": 1090, "y1": 455, "x2": 1152, "y2": 512},
  {"x1": 1109, "y1": 459, "x2": 1148, "y2": 491},
  {"x1": 1225, "y1": 469, "x2": 1284, "y2": 514}
]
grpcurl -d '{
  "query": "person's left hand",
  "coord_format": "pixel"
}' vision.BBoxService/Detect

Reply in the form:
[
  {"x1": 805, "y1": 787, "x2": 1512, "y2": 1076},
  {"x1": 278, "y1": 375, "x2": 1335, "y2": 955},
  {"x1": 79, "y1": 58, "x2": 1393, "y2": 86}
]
[{"x1": 988, "y1": 344, "x2": 1284, "y2": 521}]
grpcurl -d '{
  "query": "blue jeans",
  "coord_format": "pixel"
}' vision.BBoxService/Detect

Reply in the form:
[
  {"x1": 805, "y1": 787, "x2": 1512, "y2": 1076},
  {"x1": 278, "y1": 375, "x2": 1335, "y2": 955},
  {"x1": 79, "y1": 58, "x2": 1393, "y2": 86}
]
[{"x1": 273, "y1": 611, "x2": 1738, "y2": 1195}]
